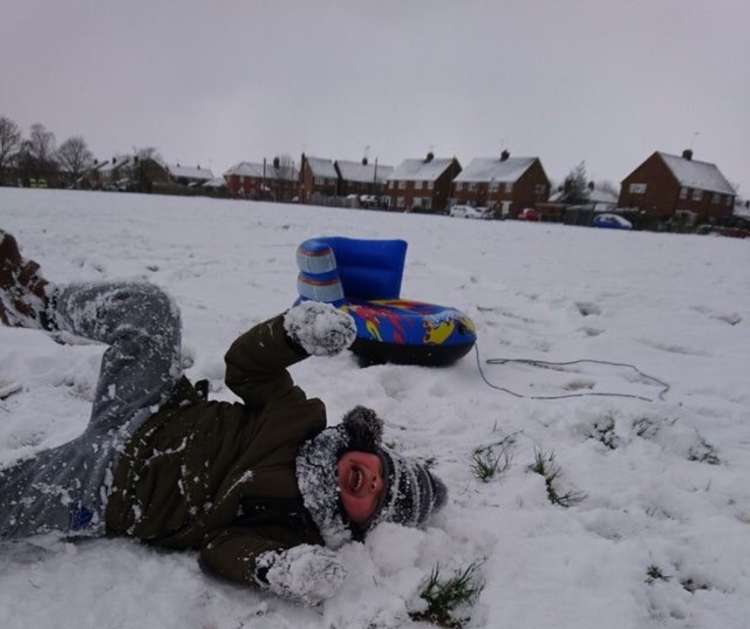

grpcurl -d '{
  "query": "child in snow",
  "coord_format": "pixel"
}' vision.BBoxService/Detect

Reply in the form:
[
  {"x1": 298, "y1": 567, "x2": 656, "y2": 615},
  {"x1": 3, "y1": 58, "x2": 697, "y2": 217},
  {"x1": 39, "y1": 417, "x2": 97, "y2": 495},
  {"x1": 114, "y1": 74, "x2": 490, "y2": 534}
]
[{"x1": 0, "y1": 230, "x2": 447, "y2": 605}]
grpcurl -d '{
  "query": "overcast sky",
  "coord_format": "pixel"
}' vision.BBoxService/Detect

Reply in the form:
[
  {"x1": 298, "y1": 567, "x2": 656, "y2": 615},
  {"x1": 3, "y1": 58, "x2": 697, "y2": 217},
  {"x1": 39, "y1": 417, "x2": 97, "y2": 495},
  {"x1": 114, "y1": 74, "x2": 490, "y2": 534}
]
[{"x1": 2, "y1": 0, "x2": 748, "y2": 192}]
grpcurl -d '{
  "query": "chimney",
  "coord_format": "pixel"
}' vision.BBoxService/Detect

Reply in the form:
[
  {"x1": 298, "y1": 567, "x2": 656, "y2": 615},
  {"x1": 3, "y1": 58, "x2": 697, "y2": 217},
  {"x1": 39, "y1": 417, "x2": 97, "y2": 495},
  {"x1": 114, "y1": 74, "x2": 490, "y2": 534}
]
[
  {"x1": 682, "y1": 149, "x2": 693, "y2": 161},
  {"x1": 500, "y1": 149, "x2": 510, "y2": 161},
  {"x1": 588, "y1": 181, "x2": 595, "y2": 191},
  {"x1": 425, "y1": 152, "x2": 434, "y2": 163},
  {"x1": 362, "y1": 156, "x2": 368, "y2": 166},
  {"x1": 273, "y1": 156, "x2": 280, "y2": 169}
]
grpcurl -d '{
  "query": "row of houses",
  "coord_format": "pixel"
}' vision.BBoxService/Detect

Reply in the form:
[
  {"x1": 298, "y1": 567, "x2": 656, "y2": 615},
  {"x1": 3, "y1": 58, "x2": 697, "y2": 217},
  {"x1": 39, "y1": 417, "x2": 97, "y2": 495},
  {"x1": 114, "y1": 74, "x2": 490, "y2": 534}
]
[
  {"x1": 18, "y1": 143, "x2": 738, "y2": 228},
  {"x1": 222, "y1": 148, "x2": 739, "y2": 226}
]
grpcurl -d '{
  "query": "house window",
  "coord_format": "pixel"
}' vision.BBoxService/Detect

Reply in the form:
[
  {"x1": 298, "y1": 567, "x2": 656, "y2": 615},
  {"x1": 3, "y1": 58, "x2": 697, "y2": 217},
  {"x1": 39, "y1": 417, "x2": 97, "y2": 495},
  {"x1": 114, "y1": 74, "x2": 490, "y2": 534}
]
[
  {"x1": 534, "y1": 184, "x2": 546, "y2": 195},
  {"x1": 396, "y1": 196, "x2": 405, "y2": 208},
  {"x1": 314, "y1": 177, "x2": 323, "y2": 186},
  {"x1": 712, "y1": 193, "x2": 720, "y2": 204},
  {"x1": 456, "y1": 182, "x2": 464, "y2": 192},
  {"x1": 489, "y1": 182, "x2": 499, "y2": 193},
  {"x1": 468, "y1": 183, "x2": 477, "y2": 192},
  {"x1": 422, "y1": 198, "x2": 432, "y2": 210},
  {"x1": 427, "y1": 181, "x2": 434, "y2": 190},
  {"x1": 680, "y1": 187, "x2": 688, "y2": 199},
  {"x1": 692, "y1": 188, "x2": 702, "y2": 201},
  {"x1": 415, "y1": 181, "x2": 423, "y2": 190},
  {"x1": 398, "y1": 180, "x2": 406, "y2": 190},
  {"x1": 505, "y1": 182, "x2": 513, "y2": 193},
  {"x1": 726, "y1": 196, "x2": 732, "y2": 207},
  {"x1": 629, "y1": 183, "x2": 647, "y2": 194}
]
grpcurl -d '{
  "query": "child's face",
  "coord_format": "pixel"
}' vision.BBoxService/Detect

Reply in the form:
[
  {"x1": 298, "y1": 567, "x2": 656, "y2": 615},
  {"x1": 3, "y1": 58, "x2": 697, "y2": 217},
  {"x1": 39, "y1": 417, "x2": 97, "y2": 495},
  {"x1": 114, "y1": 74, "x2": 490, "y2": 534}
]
[{"x1": 336, "y1": 451, "x2": 384, "y2": 524}]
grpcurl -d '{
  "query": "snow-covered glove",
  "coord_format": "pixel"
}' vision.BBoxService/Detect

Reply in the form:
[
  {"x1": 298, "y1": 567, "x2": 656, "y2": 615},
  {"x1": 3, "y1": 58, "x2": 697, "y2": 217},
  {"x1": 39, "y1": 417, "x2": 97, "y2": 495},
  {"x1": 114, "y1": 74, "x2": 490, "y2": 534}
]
[
  {"x1": 253, "y1": 544, "x2": 347, "y2": 606},
  {"x1": 283, "y1": 301, "x2": 356, "y2": 357}
]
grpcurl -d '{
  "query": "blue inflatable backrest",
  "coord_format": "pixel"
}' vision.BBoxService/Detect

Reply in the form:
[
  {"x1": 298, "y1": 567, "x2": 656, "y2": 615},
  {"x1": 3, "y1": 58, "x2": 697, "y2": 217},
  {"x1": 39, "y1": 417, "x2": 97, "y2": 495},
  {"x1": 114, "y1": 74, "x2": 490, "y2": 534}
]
[{"x1": 297, "y1": 237, "x2": 407, "y2": 301}]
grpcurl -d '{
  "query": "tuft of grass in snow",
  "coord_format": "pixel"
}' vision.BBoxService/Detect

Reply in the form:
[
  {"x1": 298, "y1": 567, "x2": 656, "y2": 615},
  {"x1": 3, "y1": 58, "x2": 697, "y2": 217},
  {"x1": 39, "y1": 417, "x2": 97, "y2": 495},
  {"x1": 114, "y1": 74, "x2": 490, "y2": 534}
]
[
  {"x1": 687, "y1": 431, "x2": 720, "y2": 465},
  {"x1": 645, "y1": 564, "x2": 671, "y2": 584},
  {"x1": 409, "y1": 562, "x2": 485, "y2": 629},
  {"x1": 529, "y1": 449, "x2": 586, "y2": 508},
  {"x1": 471, "y1": 438, "x2": 513, "y2": 482}
]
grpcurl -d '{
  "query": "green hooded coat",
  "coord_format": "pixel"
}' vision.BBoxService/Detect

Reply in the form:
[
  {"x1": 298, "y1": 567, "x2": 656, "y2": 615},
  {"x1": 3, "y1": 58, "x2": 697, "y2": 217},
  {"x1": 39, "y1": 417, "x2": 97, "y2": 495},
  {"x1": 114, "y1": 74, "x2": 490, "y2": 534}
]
[{"x1": 105, "y1": 314, "x2": 327, "y2": 585}]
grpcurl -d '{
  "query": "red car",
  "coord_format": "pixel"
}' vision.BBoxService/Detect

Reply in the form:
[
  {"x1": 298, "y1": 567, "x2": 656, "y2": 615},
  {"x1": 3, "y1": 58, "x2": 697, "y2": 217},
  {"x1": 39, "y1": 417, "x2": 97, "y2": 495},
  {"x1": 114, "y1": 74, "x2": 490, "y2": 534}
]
[{"x1": 517, "y1": 208, "x2": 541, "y2": 221}]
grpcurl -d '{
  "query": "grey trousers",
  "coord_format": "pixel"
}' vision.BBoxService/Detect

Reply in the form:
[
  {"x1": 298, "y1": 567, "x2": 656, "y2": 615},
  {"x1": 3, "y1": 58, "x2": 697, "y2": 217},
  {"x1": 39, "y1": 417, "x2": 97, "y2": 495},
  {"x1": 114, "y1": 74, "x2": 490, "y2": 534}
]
[{"x1": 0, "y1": 282, "x2": 182, "y2": 539}]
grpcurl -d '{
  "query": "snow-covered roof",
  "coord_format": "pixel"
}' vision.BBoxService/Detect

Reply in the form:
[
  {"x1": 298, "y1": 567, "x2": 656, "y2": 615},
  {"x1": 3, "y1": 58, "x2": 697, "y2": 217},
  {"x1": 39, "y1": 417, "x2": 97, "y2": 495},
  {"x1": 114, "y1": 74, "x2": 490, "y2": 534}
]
[
  {"x1": 588, "y1": 188, "x2": 618, "y2": 204},
  {"x1": 99, "y1": 155, "x2": 133, "y2": 174},
  {"x1": 388, "y1": 157, "x2": 456, "y2": 182},
  {"x1": 734, "y1": 199, "x2": 750, "y2": 218},
  {"x1": 223, "y1": 162, "x2": 262, "y2": 177},
  {"x1": 549, "y1": 185, "x2": 618, "y2": 205},
  {"x1": 223, "y1": 161, "x2": 298, "y2": 181},
  {"x1": 202, "y1": 177, "x2": 227, "y2": 188},
  {"x1": 658, "y1": 152, "x2": 735, "y2": 195},
  {"x1": 453, "y1": 157, "x2": 536, "y2": 183},
  {"x1": 305, "y1": 156, "x2": 338, "y2": 179},
  {"x1": 167, "y1": 164, "x2": 213, "y2": 181},
  {"x1": 336, "y1": 160, "x2": 394, "y2": 184}
]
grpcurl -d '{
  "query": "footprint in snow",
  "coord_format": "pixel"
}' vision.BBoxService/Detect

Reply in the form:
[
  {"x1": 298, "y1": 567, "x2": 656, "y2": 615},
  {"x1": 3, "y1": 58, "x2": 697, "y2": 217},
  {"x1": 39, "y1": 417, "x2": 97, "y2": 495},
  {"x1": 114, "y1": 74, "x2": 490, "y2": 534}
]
[{"x1": 576, "y1": 302, "x2": 602, "y2": 317}]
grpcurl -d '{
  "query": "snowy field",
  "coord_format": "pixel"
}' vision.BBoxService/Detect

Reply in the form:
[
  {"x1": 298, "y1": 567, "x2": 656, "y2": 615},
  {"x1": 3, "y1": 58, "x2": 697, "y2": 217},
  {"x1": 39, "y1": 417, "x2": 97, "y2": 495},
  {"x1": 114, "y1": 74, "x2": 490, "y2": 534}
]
[{"x1": 1, "y1": 188, "x2": 749, "y2": 629}]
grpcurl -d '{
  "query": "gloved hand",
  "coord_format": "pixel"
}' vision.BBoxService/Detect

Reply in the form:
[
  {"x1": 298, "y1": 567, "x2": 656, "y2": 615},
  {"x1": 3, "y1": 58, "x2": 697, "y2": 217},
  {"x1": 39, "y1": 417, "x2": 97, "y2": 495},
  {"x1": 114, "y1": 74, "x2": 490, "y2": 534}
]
[
  {"x1": 283, "y1": 301, "x2": 356, "y2": 357},
  {"x1": 254, "y1": 544, "x2": 347, "y2": 606}
]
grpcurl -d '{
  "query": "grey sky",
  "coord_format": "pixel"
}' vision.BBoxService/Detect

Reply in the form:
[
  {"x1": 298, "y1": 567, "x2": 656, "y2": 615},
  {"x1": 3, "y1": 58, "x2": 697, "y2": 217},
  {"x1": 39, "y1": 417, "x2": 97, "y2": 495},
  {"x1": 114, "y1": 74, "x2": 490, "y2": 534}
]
[{"x1": 2, "y1": 0, "x2": 748, "y2": 193}]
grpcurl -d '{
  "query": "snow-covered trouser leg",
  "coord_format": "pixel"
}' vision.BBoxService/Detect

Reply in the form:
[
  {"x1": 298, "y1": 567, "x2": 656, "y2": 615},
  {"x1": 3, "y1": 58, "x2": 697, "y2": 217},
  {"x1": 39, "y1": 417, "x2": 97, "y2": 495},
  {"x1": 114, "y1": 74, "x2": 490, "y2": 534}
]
[{"x1": 0, "y1": 281, "x2": 182, "y2": 539}]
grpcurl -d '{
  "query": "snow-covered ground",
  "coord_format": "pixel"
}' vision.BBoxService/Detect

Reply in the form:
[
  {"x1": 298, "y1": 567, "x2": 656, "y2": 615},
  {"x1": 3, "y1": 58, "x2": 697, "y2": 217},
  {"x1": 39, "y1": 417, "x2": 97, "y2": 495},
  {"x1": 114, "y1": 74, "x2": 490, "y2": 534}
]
[{"x1": 1, "y1": 188, "x2": 749, "y2": 629}]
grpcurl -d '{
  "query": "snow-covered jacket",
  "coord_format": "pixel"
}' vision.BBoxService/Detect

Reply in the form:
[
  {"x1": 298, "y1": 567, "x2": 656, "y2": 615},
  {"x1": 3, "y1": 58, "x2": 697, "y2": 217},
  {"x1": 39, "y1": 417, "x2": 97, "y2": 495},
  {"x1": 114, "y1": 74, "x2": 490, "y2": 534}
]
[{"x1": 105, "y1": 313, "x2": 328, "y2": 585}]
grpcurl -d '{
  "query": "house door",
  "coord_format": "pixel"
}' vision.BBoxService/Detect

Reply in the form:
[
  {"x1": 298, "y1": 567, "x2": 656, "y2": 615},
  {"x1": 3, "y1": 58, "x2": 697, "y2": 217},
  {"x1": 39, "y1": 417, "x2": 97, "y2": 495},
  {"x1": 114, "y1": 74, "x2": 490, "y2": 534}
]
[{"x1": 501, "y1": 201, "x2": 511, "y2": 217}]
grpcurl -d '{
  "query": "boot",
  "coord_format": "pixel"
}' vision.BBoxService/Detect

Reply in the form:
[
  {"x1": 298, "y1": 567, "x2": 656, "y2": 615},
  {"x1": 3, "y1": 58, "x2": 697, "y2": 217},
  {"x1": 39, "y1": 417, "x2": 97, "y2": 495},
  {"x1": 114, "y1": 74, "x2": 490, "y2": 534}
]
[{"x1": 0, "y1": 230, "x2": 54, "y2": 329}]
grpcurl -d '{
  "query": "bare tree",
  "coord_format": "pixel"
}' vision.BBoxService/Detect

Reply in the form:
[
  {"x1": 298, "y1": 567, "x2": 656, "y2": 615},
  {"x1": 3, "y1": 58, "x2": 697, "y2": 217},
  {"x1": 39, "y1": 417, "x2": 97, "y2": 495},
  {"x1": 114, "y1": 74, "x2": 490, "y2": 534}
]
[
  {"x1": 0, "y1": 116, "x2": 22, "y2": 175},
  {"x1": 57, "y1": 135, "x2": 94, "y2": 184},
  {"x1": 27, "y1": 123, "x2": 57, "y2": 166},
  {"x1": 135, "y1": 146, "x2": 162, "y2": 162}
]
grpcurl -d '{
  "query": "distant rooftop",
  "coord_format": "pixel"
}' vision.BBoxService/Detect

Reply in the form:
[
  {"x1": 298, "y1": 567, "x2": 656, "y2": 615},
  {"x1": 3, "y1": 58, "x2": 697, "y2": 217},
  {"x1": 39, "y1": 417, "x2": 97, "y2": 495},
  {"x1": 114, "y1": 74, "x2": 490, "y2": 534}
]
[
  {"x1": 658, "y1": 152, "x2": 734, "y2": 195},
  {"x1": 167, "y1": 164, "x2": 214, "y2": 181},
  {"x1": 336, "y1": 160, "x2": 393, "y2": 183},
  {"x1": 224, "y1": 161, "x2": 298, "y2": 181},
  {"x1": 304, "y1": 156, "x2": 338, "y2": 179},
  {"x1": 388, "y1": 156, "x2": 456, "y2": 182},
  {"x1": 454, "y1": 156, "x2": 537, "y2": 183}
]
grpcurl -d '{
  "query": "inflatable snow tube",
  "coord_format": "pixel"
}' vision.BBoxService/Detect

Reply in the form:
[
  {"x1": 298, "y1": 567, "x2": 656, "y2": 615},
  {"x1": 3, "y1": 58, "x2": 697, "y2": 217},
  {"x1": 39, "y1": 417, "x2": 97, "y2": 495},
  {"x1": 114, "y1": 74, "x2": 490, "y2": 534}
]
[{"x1": 295, "y1": 237, "x2": 476, "y2": 366}]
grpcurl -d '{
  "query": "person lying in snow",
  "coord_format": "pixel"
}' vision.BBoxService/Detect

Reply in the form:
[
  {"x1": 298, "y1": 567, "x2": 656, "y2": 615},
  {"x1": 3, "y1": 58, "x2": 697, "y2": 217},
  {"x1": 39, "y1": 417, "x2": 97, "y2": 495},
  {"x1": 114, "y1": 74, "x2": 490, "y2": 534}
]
[{"x1": 0, "y1": 230, "x2": 447, "y2": 605}]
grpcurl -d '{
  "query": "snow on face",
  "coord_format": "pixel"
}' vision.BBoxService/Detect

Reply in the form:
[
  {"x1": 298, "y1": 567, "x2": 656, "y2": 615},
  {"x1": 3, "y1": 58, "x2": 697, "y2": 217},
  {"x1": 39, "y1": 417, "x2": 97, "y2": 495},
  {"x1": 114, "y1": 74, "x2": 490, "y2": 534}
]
[{"x1": 2, "y1": 188, "x2": 750, "y2": 628}]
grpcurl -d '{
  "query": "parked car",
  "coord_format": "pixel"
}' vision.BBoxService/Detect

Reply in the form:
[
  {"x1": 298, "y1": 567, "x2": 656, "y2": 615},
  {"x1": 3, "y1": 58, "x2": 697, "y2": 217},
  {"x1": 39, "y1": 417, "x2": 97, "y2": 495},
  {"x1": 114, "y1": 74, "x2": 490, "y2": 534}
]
[
  {"x1": 592, "y1": 213, "x2": 632, "y2": 230},
  {"x1": 449, "y1": 205, "x2": 492, "y2": 219},
  {"x1": 517, "y1": 208, "x2": 541, "y2": 221}
]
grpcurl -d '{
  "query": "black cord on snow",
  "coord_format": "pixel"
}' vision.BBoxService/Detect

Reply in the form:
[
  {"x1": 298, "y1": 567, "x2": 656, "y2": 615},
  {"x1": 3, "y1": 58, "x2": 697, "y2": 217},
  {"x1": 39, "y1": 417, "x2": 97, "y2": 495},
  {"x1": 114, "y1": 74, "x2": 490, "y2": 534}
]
[{"x1": 473, "y1": 343, "x2": 670, "y2": 402}]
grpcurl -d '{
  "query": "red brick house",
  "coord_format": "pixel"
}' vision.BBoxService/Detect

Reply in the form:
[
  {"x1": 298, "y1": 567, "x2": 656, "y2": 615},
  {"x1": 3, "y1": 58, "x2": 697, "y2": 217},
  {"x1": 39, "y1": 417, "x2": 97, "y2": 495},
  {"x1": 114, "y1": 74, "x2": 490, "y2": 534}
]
[
  {"x1": 451, "y1": 151, "x2": 550, "y2": 218},
  {"x1": 336, "y1": 158, "x2": 393, "y2": 198},
  {"x1": 385, "y1": 153, "x2": 461, "y2": 213},
  {"x1": 224, "y1": 159, "x2": 299, "y2": 202},
  {"x1": 299, "y1": 154, "x2": 338, "y2": 203},
  {"x1": 619, "y1": 150, "x2": 736, "y2": 224}
]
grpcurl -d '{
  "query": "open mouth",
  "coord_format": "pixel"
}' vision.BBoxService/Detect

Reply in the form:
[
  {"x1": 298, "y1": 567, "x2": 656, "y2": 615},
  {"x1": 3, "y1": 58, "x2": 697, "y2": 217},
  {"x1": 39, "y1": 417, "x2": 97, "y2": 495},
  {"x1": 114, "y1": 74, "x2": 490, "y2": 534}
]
[{"x1": 349, "y1": 467, "x2": 364, "y2": 493}]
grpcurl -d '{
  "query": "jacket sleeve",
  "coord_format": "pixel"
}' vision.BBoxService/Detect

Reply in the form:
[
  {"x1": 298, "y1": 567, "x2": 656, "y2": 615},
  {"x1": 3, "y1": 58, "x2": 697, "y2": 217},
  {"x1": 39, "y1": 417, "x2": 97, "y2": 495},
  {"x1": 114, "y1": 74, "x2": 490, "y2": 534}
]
[
  {"x1": 199, "y1": 526, "x2": 291, "y2": 586},
  {"x1": 224, "y1": 313, "x2": 309, "y2": 411},
  {"x1": 200, "y1": 528, "x2": 346, "y2": 605}
]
